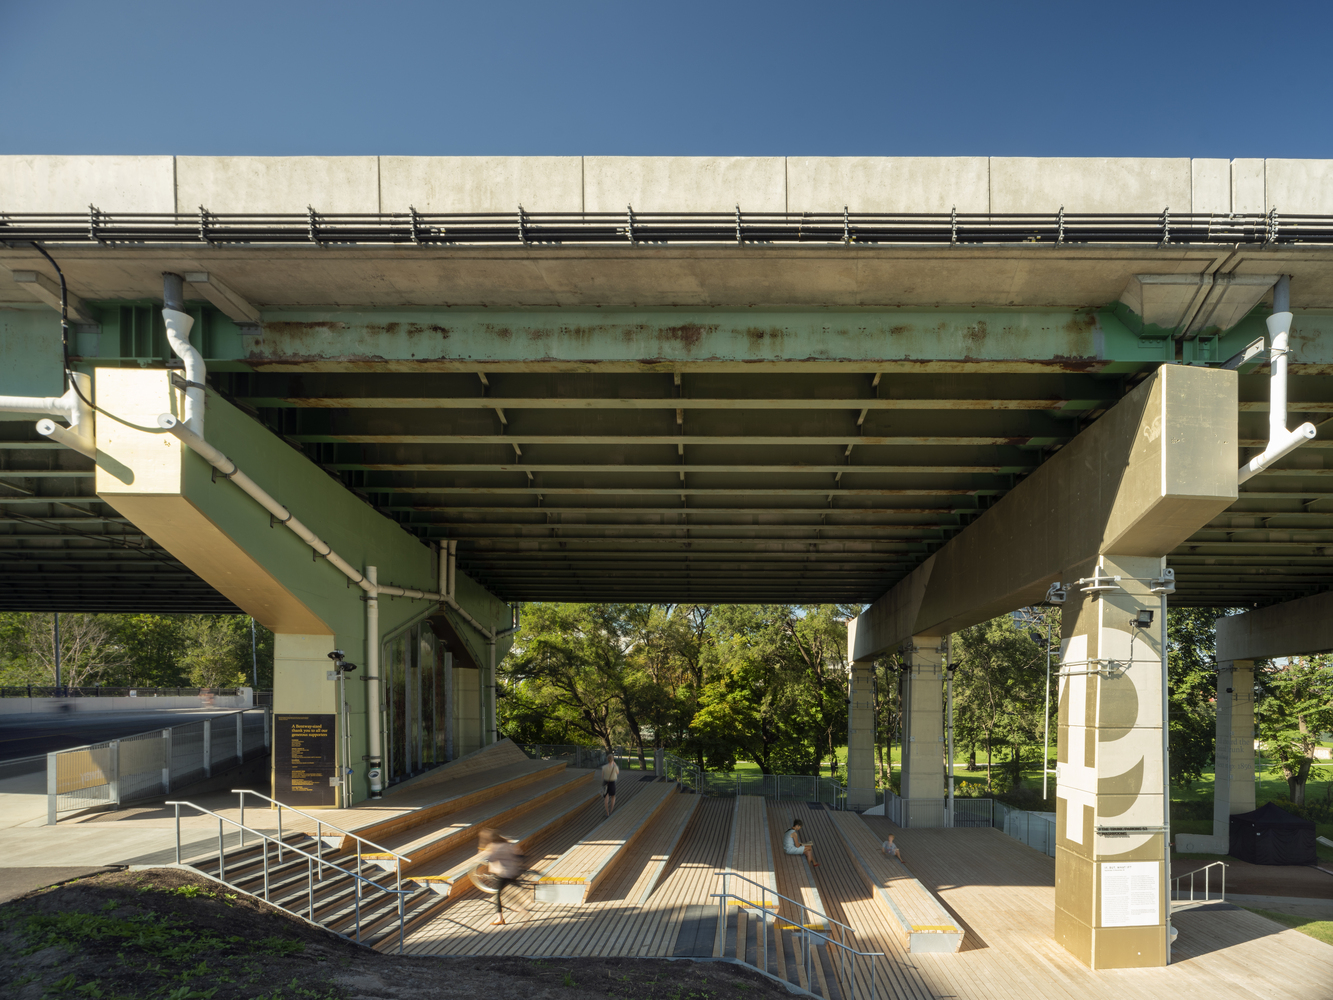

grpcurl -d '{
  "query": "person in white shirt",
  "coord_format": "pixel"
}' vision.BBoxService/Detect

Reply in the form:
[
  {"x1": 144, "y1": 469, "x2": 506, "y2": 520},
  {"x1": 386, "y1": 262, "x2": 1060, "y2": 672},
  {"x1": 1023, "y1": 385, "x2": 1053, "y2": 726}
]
[
  {"x1": 881, "y1": 834, "x2": 905, "y2": 863},
  {"x1": 782, "y1": 819, "x2": 819, "y2": 867},
  {"x1": 601, "y1": 757, "x2": 620, "y2": 816},
  {"x1": 480, "y1": 827, "x2": 527, "y2": 925}
]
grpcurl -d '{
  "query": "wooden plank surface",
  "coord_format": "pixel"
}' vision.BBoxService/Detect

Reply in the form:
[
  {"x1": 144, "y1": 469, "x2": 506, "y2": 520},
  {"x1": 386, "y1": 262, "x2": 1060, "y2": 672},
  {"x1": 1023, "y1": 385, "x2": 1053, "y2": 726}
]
[
  {"x1": 538, "y1": 780, "x2": 676, "y2": 901},
  {"x1": 767, "y1": 802, "x2": 828, "y2": 930},
  {"x1": 829, "y1": 810, "x2": 960, "y2": 948},
  {"x1": 334, "y1": 758, "x2": 566, "y2": 850},
  {"x1": 400, "y1": 796, "x2": 1333, "y2": 1000}
]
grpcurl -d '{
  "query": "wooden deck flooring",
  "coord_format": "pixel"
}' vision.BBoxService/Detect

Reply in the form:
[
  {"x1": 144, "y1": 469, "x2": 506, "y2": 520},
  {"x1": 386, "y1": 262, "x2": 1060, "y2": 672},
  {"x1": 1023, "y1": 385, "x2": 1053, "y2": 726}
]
[{"x1": 400, "y1": 797, "x2": 1333, "y2": 1000}]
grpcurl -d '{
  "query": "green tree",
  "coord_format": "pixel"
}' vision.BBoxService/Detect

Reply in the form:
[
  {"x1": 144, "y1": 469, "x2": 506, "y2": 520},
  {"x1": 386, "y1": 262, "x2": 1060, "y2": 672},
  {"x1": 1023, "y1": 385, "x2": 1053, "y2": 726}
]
[
  {"x1": 1257, "y1": 654, "x2": 1333, "y2": 806},
  {"x1": 179, "y1": 615, "x2": 251, "y2": 688},
  {"x1": 1165, "y1": 608, "x2": 1226, "y2": 787},
  {"x1": 953, "y1": 614, "x2": 1048, "y2": 791}
]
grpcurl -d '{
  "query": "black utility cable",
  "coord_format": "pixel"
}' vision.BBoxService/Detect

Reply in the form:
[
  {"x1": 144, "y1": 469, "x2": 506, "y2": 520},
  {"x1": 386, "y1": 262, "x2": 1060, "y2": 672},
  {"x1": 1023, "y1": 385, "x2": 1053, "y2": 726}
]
[{"x1": 28, "y1": 242, "x2": 169, "y2": 434}]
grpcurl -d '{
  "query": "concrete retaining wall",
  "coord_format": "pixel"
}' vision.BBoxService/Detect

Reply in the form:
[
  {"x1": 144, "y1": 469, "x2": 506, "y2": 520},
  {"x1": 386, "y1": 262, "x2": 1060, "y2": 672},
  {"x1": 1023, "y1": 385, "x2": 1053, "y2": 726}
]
[{"x1": 4, "y1": 155, "x2": 1332, "y2": 216}]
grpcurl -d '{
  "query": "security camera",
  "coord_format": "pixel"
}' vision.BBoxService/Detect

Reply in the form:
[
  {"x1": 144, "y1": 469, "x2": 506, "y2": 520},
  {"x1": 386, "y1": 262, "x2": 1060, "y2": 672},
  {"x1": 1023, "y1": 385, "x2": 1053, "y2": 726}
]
[{"x1": 328, "y1": 650, "x2": 345, "y2": 661}]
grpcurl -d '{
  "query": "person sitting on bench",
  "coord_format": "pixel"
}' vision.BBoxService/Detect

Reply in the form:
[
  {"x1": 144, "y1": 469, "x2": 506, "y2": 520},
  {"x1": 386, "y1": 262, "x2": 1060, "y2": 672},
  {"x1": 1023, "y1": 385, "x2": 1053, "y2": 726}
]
[{"x1": 783, "y1": 819, "x2": 819, "y2": 868}]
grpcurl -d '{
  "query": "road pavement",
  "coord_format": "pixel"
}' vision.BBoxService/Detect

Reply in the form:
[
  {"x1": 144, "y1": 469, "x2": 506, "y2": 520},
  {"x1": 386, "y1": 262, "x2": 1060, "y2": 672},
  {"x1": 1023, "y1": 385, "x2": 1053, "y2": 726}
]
[{"x1": 0, "y1": 709, "x2": 241, "y2": 762}]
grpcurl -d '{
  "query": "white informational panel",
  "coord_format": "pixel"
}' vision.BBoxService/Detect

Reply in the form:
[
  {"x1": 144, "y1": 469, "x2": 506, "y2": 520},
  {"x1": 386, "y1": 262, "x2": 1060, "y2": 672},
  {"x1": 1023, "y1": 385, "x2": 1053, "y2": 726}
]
[{"x1": 1100, "y1": 861, "x2": 1160, "y2": 927}]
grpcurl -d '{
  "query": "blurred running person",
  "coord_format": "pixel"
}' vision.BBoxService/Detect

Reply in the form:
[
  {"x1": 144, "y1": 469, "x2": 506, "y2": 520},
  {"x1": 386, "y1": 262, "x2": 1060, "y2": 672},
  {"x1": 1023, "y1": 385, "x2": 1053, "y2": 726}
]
[
  {"x1": 602, "y1": 756, "x2": 620, "y2": 816},
  {"x1": 480, "y1": 827, "x2": 527, "y2": 926}
]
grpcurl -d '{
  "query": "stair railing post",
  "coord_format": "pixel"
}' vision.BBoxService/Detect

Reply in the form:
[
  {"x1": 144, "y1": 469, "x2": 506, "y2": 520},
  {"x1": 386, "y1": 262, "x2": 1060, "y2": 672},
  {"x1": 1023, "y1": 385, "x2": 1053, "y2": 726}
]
[
  {"x1": 354, "y1": 878, "x2": 361, "y2": 943},
  {"x1": 317, "y1": 821, "x2": 323, "y2": 881},
  {"x1": 263, "y1": 838, "x2": 270, "y2": 900},
  {"x1": 46, "y1": 751, "x2": 58, "y2": 826},
  {"x1": 109, "y1": 740, "x2": 121, "y2": 809},
  {"x1": 398, "y1": 891, "x2": 405, "y2": 954},
  {"x1": 162, "y1": 728, "x2": 172, "y2": 795},
  {"x1": 307, "y1": 857, "x2": 314, "y2": 917},
  {"x1": 174, "y1": 802, "x2": 182, "y2": 864},
  {"x1": 218, "y1": 818, "x2": 226, "y2": 881},
  {"x1": 239, "y1": 792, "x2": 245, "y2": 848}
]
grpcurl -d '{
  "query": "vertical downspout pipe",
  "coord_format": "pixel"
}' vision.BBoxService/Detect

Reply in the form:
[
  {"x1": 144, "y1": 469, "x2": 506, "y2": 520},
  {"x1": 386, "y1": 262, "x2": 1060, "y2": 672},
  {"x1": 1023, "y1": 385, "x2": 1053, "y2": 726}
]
[
  {"x1": 1239, "y1": 276, "x2": 1317, "y2": 483},
  {"x1": 366, "y1": 566, "x2": 383, "y2": 797},
  {"x1": 162, "y1": 272, "x2": 205, "y2": 438},
  {"x1": 486, "y1": 637, "x2": 497, "y2": 746}
]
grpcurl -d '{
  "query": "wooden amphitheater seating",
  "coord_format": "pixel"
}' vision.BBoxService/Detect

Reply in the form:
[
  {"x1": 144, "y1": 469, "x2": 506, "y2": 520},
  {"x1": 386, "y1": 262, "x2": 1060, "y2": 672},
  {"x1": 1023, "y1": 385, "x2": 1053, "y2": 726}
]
[
  {"x1": 829, "y1": 811, "x2": 963, "y2": 953},
  {"x1": 357, "y1": 768, "x2": 595, "y2": 875},
  {"x1": 768, "y1": 805, "x2": 829, "y2": 931},
  {"x1": 339, "y1": 740, "x2": 567, "y2": 852},
  {"x1": 406, "y1": 776, "x2": 603, "y2": 899},
  {"x1": 724, "y1": 796, "x2": 779, "y2": 911},
  {"x1": 535, "y1": 779, "x2": 677, "y2": 904}
]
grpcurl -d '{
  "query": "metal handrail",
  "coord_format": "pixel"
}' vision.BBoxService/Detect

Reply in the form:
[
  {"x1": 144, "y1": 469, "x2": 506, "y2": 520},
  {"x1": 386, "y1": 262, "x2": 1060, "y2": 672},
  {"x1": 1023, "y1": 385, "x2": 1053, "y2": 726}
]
[
  {"x1": 166, "y1": 799, "x2": 412, "y2": 953},
  {"x1": 1171, "y1": 860, "x2": 1226, "y2": 902},
  {"x1": 231, "y1": 788, "x2": 411, "y2": 892},
  {"x1": 713, "y1": 872, "x2": 883, "y2": 1000}
]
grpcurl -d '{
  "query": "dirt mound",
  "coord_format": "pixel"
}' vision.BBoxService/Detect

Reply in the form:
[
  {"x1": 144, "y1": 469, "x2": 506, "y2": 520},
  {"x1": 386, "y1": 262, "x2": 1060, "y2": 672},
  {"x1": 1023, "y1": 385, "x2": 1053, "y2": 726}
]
[{"x1": 0, "y1": 868, "x2": 791, "y2": 1000}]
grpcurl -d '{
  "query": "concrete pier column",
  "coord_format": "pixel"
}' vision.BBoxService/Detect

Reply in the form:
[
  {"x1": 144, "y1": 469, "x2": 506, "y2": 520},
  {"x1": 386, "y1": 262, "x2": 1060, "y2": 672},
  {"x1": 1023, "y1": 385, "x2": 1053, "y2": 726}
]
[
  {"x1": 1213, "y1": 660, "x2": 1256, "y2": 836},
  {"x1": 1054, "y1": 554, "x2": 1169, "y2": 969},
  {"x1": 901, "y1": 638, "x2": 945, "y2": 826},
  {"x1": 846, "y1": 660, "x2": 876, "y2": 810}
]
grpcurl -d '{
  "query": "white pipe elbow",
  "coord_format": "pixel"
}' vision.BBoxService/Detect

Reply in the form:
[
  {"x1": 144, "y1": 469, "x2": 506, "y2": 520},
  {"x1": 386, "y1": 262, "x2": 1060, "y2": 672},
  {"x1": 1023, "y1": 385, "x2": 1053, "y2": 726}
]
[{"x1": 163, "y1": 307, "x2": 204, "y2": 437}]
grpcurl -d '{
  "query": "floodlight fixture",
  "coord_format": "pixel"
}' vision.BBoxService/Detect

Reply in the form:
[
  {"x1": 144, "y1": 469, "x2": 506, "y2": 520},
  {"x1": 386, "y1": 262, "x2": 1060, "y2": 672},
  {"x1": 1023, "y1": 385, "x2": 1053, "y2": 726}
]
[{"x1": 1134, "y1": 609, "x2": 1155, "y2": 628}]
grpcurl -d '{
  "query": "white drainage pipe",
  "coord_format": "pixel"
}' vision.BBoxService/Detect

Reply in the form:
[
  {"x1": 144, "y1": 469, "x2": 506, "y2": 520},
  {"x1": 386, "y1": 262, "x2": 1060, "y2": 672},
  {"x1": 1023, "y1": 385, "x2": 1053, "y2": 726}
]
[
  {"x1": 2, "y1": 371, "x2": 96, "y2": 459},
  {"x1": 162, "y1": 273, "x2": 205, "y2": 438},
  {"x1": 1238, "y1": 277, "x2": 1317, "y2": 484},
  {"x1": 159, "y1": 413, "x2": 521, "y2": 771}
]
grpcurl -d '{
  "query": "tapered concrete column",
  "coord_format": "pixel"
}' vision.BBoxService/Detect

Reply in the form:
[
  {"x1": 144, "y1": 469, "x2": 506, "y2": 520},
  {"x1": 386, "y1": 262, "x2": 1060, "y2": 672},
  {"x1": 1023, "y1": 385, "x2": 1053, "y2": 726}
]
[
  {"x1": 1214, "y1": 661, "x2": 1256, "y2": 834},
  {"x1": 1055, "y1": 554, "x2": 1169, "y2": 970},
  {"x1": 1175, "y1": 660, "x2": 1256, "y2": 854},
  {"x1": 901, "y1": 638, "x2": 945, "y2": 826},
  {"x1": 846, "y1": 661, "x2": 876, "y2": 810}
]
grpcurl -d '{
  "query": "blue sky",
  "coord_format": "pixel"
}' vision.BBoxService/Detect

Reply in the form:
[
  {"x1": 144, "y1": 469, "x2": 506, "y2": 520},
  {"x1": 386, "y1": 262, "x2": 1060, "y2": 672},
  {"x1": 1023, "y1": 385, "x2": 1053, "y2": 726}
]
[{"x1": 3, "y1": 1, "x2": 1332, "y2": 158}]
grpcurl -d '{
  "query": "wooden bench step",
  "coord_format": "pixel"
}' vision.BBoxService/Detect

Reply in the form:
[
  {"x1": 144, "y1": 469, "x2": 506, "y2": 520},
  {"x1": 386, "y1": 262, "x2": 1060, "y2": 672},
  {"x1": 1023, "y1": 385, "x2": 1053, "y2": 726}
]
[
  {"x1": 767, "y1": 802, "x2": 829, "y2": 931},
  {"x1": 829, "y1": 811, "x2": 962, "y2": 953},
  {"x1": 535, "y1": 780, "x2": 677, "y2": 904},
  {"x1": 405, "y1": 776, "x2": 602, "y2": 899},
  {"x1": 339, "y1": 757, "x2": 568, "y2": 852},
  {"x1": 358, "y1": 769, "x2": 594, "y2": 875}
]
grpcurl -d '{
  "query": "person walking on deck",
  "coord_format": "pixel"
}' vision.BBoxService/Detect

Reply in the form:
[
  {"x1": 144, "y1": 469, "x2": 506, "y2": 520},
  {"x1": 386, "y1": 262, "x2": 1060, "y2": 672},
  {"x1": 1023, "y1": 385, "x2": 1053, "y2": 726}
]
[
  {"x1": 783, "y1": 819, "x2": 819, "y2": 867},
  {"x1": 601, "y1": 756, "x2": 620, "y2": 816},
  {"x1": 480, "y1": 827, "x2": 527, "y2": 926}
]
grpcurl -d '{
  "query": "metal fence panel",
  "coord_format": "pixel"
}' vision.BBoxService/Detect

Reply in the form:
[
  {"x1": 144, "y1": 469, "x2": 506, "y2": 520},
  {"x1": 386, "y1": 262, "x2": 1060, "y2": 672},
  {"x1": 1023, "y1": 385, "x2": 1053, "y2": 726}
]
[
  {"x1": 952, "y1": 798, "x2": 993, "y2": 827},
  {"x1": 47, "y1": 709, "x2": 270, "y2": 824},
  {"x1": 171, "y1": 721, "x2": 206, "y2": 786}
]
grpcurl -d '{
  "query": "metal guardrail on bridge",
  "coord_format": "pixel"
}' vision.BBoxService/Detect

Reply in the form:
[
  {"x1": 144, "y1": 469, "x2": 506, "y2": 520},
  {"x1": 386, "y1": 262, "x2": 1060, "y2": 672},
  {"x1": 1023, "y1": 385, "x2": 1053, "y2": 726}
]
[{"x1": 46, "y1": 707, "x2": 271, "y2": 824}]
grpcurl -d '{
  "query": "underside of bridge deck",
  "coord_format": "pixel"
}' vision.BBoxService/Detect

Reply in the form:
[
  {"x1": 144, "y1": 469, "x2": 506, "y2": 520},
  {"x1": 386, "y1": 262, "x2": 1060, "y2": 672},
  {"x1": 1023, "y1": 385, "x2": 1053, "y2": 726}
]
[{"x1": 2, "y1": 154, "x2": 1332, "y2": 611}]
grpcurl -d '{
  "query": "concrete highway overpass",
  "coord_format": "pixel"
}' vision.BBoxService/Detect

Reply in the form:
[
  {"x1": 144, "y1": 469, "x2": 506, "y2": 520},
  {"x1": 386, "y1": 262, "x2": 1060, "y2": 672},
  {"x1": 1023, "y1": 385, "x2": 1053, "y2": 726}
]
[{"x1": 3, "y1": 155, "x2": 1332, "y2": 970}]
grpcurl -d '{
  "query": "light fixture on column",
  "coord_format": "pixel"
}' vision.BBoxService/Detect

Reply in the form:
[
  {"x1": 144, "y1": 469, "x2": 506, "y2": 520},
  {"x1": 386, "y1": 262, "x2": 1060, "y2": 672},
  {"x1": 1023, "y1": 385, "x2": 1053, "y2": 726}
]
[
  {"x1": 1044, "y1": 582, "x2": 1067, "y2": 604},
  {"x1": 1133, "y1": 609, "x2": 1155, "y2": 628}
]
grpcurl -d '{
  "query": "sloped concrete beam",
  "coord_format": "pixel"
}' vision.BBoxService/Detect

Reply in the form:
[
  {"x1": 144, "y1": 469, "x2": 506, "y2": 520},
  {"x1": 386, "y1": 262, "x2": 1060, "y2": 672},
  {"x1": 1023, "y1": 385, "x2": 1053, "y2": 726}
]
[
  {"x1": 849, "y1": 364, "x2": 1238, "y2": 662},
  {"x1": 1216, "y1": 590, "x2": 1333, "y2": 661}
]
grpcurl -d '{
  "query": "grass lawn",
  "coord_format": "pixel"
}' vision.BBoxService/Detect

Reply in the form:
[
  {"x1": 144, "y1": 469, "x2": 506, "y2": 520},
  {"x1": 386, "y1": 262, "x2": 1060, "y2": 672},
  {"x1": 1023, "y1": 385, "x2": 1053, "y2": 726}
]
[{"x1": 1241, "y1": 907, "x2": 1333, "y2": 947}]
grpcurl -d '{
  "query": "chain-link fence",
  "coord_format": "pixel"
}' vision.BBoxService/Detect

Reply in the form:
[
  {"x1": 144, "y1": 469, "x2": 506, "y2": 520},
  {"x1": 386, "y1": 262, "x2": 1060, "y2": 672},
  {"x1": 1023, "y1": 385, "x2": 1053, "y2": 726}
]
[
  {"x1": 699, "y1": 770, "x2": 847, "y2": 809},
  {"x1": 880, "y1": 791, "x2": 994, "y2": 828},
  {"x1": 46, "y1": 708, "x2": 271, "y2": 825}
]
